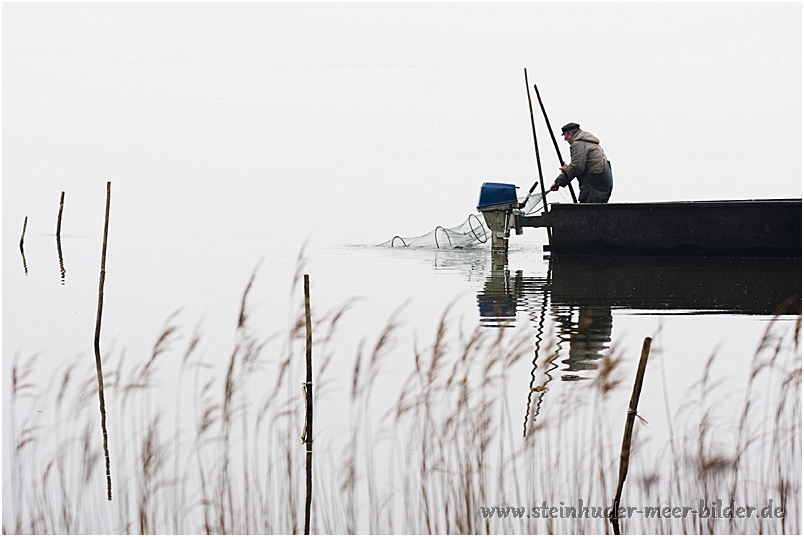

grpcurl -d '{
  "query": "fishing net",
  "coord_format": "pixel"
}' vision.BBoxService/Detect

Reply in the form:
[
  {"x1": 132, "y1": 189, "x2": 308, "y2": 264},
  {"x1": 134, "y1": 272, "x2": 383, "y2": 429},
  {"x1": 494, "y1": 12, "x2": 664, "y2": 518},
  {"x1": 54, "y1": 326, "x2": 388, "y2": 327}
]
[
  {"x1": 520, "y1": 190, "x2": 547, "y2": 215},
  {"x1": 378, "y1": 190, "x2": 548, "y2": 249},
  {"x1": 378, "y1": 214, "x2": 490, "y2": 249}
]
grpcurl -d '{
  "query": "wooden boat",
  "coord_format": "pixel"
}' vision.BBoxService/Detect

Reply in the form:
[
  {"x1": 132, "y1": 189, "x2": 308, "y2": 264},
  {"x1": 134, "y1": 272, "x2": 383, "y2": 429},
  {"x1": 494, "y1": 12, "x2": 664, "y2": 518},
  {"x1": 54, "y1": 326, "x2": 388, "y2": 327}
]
[{"x1": 519, "y1": 199, "x2": 802, "y2": 258}]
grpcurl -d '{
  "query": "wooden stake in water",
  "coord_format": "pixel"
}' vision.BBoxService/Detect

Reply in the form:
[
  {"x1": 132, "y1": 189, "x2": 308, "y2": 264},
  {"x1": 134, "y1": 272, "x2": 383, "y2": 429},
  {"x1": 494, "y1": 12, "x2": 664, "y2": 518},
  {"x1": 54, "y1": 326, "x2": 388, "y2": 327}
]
[
  {"x1": 303, "y1": 274, "x2": 314, "y2": 535},
  {"x1": 20, "y1": 216, "x2": 28, "y2": 249},
  {"x1": 610, "y1": 336, "x2": 652, "y2": 534},
  {"x1": 56, "y1": 191, "x2": 65, "y2": 238},
  {"x1": 94, "y1": 181, "x2": 113, "y2": 501}
]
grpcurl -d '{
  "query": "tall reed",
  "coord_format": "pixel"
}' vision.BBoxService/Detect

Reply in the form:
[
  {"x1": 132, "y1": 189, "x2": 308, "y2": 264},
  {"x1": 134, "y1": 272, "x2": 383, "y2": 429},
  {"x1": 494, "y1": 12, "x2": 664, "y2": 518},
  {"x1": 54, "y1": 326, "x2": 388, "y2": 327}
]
[{"x1": 3, "y1": 269, "x2": 800, "y2": 534}]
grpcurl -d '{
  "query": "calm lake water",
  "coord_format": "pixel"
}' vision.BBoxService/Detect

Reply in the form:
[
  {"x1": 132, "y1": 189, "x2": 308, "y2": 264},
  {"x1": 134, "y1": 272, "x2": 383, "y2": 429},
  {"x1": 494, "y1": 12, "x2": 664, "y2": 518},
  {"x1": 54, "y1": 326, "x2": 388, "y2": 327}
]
[
  {"x1": 3, "y1": 168, "x2": 801, "y2": 532},
  {"x1": 6, "y1": 174, "x2": 800, "y2": 412}
]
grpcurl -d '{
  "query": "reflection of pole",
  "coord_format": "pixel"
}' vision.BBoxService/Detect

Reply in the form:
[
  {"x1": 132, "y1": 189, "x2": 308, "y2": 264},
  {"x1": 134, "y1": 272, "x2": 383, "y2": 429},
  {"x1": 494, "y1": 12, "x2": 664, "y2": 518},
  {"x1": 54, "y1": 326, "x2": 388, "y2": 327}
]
[
  {"x1": 522, "y1": 261, "x2": 556, "y2": 436},
  {"x1": 523, "y1": 278, "x2": 550, "y2": 437},
  {"x1": 20, "y1": 216, "x2": 28, "y2": 276},
  {"x1": 56, "y1": 236, "x2": 66, "y2": 284},
  {"x1": 303, "y1": 274, "x2": 314, "y2": 535},
  {"x1": 610, "y1": 337, "x2": 652, "y2": 535},
  {"x1": 20, "y1": 248, "x2": 28, "y2": 276},
  {"x1": 93, "y1": 181, "x2": 112, "y2": 501}
]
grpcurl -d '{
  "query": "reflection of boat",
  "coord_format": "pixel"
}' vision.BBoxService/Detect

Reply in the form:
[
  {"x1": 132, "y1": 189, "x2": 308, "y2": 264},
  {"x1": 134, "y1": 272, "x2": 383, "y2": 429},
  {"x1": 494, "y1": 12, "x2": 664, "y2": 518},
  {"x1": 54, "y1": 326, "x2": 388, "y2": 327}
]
[
  {"x1": 478, "y1": 256, "x2": 801, "y2": 319},
  {"x1": 476, "y1": 267, "x2": 609, "y2": 375},
  {"x1": 478, "y1": 255, "x2": 800, "y2": 386},
  {"x1": 549, "y1": 256, "x2": 801, "y2": 315},
  {"x1": 476, "y1": 254, "x2": 801, "y2": 435},
  {"x1": 477, "y1": 264, "x2": 521, "y2": 326},
  {"x1": 520, "y1": 199, "x2": 802, "y2": 258}
]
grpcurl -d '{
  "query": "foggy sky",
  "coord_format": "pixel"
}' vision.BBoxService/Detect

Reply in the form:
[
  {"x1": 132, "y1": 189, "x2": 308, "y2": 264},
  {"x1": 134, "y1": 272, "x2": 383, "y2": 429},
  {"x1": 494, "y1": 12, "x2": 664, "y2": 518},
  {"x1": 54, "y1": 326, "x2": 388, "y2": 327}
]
[{"x1": 3, "y1": 2, "x2": 801, "y2": 235}]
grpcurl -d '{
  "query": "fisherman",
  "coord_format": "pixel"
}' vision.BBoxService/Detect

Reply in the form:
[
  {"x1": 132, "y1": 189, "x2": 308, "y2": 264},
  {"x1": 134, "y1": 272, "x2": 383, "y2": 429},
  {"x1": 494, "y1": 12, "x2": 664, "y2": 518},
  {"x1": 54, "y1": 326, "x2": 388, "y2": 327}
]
[{"x1": 548, "y1": 123, "x2": 613, "y2": 203}]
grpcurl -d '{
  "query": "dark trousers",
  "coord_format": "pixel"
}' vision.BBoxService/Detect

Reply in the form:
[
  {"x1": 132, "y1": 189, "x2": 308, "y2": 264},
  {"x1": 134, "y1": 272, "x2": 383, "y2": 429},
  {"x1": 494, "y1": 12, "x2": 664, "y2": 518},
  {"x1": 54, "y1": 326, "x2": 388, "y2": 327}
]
[{"x1": 578, "y1": 161, "x2": 613, "y2": 203}]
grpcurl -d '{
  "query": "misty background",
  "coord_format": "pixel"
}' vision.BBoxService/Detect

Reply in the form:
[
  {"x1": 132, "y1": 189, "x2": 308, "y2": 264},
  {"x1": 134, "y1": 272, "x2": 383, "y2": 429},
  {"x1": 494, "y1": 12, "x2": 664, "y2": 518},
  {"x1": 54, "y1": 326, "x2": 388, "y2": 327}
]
[
  {"x1": 4, "y1": 1, "x2": 802, "y2": 373},
  {"x1": 4, "y1": 3, "x2": 801, "y2": 243}
]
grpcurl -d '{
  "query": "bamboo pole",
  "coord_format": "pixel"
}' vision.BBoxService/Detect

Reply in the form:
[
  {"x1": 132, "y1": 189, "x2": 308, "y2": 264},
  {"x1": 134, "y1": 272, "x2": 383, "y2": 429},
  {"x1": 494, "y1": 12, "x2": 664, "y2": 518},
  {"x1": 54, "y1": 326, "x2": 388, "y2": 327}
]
[
  {"x1": 303, "y1": 273, "x2": 313, "y2": 535},
  {"x1": 523, "y1": 68, "x2": 552, "y2": 245},
  {"x1": 610, "y1": 336, "x2": 652, "y2": 534},
  {"x1": 56, "y1": 191, "x2": 65, "y2": 238},
  {"x1": 93, "y1": 181, "x2": 113, "y2": 501},
  {"x1": 532, "y1": 83, "x2": 578, "y2": 203}
]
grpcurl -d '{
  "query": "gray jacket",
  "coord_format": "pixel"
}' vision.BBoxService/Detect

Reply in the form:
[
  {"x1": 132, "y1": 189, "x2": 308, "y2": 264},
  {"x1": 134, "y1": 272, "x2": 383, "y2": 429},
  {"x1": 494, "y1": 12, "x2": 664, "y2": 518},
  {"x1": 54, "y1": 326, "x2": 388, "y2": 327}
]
[{"x1": 555, "y1": 130, "x2": 607, "y2": 186}]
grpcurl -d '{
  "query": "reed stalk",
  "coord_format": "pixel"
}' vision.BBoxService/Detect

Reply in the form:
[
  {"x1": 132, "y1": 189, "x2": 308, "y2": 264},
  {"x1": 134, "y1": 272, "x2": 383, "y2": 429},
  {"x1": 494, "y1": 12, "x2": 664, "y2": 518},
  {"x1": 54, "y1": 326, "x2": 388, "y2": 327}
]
[{"x1": 4, "y1": 269, "x2": 799, "y2": 534}]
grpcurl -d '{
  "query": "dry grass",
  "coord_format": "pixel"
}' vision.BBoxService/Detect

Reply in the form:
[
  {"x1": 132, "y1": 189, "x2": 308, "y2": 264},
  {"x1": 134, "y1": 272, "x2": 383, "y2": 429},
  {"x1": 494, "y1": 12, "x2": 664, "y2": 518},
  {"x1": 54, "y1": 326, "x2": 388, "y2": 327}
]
[{"x1": 3, "y1": 265, "x2": 800, "y2": 534}]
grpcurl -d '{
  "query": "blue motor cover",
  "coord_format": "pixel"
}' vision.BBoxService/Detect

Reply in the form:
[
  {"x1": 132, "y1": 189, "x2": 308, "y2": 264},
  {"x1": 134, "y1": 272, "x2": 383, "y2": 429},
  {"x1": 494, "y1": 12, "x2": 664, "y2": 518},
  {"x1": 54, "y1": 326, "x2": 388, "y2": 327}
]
[
  {"x1": 477, "y1": 182, "x2": 518, "y2": 209},
  {"x1": 477, "y1": 293, "x2": 517, "y2": 320}
]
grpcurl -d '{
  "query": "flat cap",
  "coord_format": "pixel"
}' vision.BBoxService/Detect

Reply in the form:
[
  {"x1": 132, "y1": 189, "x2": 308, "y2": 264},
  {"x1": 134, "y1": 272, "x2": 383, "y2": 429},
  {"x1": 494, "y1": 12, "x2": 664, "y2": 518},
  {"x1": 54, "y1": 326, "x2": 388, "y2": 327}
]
[{"x1": 561, "y1": 122, "x2": 580, "y2": 134}]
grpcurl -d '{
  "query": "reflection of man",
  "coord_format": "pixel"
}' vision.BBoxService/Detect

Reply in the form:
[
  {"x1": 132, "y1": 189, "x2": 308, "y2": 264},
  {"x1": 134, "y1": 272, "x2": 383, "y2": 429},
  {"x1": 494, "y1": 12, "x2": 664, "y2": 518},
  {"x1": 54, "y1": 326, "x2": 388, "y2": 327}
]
[
  {"x1": 558, "y1": 306, "x2": 613, "y2": 378},
  {"x1": 549, "y1": 123, "x2": 613, "y2": 203}
]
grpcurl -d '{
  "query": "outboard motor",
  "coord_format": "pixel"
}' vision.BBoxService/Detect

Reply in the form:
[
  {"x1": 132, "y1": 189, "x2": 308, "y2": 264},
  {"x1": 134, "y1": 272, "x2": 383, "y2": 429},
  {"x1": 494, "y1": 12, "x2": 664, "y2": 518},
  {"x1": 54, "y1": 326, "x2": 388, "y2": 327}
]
[{"x1": 477, "y1": 182, "x2": 520, "y2": 254}]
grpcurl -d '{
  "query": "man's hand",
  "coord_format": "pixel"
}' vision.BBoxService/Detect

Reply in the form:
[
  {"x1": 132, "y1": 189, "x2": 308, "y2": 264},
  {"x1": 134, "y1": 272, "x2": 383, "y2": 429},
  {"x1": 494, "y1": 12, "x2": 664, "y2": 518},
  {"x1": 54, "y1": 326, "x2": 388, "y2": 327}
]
[
  {"x1": 559, "y1": 164, "x2": 569, "y2": 174},
  {"x1": 549, "y1": 182, "x2": 559, "y2": 192}
]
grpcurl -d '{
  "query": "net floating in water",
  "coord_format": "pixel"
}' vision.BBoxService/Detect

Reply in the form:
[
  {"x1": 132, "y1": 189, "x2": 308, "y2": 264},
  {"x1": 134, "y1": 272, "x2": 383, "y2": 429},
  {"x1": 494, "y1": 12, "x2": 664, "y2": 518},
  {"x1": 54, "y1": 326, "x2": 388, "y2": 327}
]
[
  {"x1": 379, "y1": 191, "x2": 546, "y2": 249},
  {"x1": 379, "y1": 214, "x2": 490, "y2": 249}
]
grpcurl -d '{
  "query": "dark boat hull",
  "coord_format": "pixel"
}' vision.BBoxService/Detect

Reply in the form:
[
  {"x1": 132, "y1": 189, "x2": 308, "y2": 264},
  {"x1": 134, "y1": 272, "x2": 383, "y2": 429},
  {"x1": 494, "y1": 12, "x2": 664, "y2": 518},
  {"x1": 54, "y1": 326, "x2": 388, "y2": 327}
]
[
  {"x1": 523, "y1": 199, "x2": 802, "y2": 257},
  {"x1": 477, "y1": 255, "x2": 801, "y2": 319},
  {"x1": 548, "y1": 255, "x2": 801, "y2": 315}
]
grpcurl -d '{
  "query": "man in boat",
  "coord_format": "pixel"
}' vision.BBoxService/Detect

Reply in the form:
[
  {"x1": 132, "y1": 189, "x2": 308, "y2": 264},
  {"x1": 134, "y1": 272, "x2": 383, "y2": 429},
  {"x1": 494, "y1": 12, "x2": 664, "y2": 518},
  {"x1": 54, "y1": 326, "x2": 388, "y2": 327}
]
[{"x1": 548, "y1": 123, "x2": 613, "y2": 203}]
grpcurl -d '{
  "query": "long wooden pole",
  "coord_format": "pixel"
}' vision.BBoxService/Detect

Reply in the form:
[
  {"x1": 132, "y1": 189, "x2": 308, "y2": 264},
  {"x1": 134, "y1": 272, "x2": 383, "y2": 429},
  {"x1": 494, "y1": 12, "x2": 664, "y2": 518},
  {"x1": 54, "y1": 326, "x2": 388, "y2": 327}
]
[
  {"x1": 56, "y1": 191, "x2": 65, "y2": 238},
  {"x1": 532, "y1": 83, "x2": 578, "y2": 203},
  {"x1": 20, "y1": 216, "x2": 28, "y2": 249},
  {"x1": 610, "y1": 336, "x2": 652, "y2": 534},
  {"x1": 94, "y1": 181, "x2": 113, "y2": 501},
  {"x1": 303, "y1": 274, "x2": 313, "y2": 535},
  {"x1": 523, "y1": 68, "x2": 552, "y2": 245}
]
